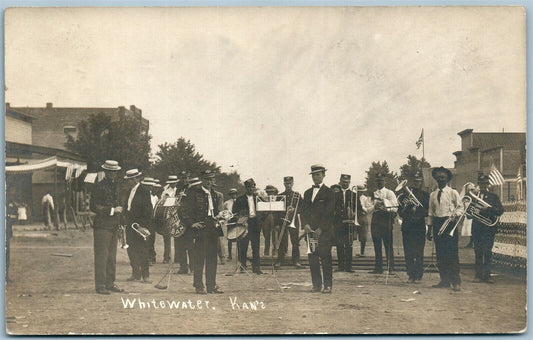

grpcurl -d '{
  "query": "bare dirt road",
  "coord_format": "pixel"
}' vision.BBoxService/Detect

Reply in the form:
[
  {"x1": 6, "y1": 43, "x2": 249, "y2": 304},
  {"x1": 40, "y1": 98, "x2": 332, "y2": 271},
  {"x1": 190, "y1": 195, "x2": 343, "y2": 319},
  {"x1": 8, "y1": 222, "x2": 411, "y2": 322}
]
[{"x1": 5, "y1": 226, "x2": 527, "y2": 335}]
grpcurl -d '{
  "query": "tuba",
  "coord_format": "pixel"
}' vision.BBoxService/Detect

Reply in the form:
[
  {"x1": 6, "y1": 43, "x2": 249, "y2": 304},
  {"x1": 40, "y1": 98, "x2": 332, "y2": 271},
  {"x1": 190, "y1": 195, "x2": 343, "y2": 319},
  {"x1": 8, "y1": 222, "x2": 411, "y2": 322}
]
[
  {"x1": 131, "y1": 222, "x2": 151, "y2": 241},
  {"x1": 395, "y1": 180, "x2": 423, "y2": 212}
]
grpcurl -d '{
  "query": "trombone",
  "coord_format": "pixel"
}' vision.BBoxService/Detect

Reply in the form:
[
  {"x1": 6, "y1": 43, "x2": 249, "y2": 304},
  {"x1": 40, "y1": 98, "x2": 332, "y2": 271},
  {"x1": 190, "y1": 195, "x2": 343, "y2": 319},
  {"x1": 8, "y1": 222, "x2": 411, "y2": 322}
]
[{"x1": 281, "y1": 192, "x2": 300, "y2": 229}]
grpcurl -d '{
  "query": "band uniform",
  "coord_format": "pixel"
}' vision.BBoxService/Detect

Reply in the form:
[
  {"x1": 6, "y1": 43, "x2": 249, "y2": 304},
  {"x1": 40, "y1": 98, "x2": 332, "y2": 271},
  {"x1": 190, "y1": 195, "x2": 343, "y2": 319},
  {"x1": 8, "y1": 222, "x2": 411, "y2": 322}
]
[{"x1": 277, "y1": 176, "x2": 302, "y2": 268}]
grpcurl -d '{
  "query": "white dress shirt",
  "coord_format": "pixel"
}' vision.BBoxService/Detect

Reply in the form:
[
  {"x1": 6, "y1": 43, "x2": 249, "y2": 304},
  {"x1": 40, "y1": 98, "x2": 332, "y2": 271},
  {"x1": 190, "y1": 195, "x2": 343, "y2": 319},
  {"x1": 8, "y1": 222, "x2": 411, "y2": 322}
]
[
  {"x1": 202, "y1": 186, "x2": 215, "y2": 216},
  {"x1": 247, "y1": 194, "x2": 256, "y2": 217},
  {"x1": 373, "y1": 187, "x2": 398, "y2": 213},
  {"x1": 428, "y1": 185, "x2": 462, "y2": 223},
  {"x1": 311, "y1": 183, "x2": 323, "y2": 203},
  {"x1": 127, "y1": 183, "x2": 140, "y2": 212}
]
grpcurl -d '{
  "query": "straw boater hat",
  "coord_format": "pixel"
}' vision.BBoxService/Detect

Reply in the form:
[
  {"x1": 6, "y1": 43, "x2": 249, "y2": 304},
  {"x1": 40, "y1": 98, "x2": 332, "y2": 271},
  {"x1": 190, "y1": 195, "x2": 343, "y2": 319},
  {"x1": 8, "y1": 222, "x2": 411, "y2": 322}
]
[
  {"x1": 141, "y1": 177, "x2": 154, "y2": 185},
  {"x1": 124, "y1": 169, "x2": 142, "y2": 179},
  {"x1": 166, "y1": 175, "x2": 178, "y2": 184},
  {"x1": 228, "y1": 188, "x2": 238, "y2": 195},
  {"x1": 309, "y1": 164, "x2": 327, "y2": 174},
  {"x1": 356, "y1": 184, "x2": 367, "y2": 192},
  {"x1": 101, "y1": 160, "x2": 121, "y2": 171},
  {"x1": 189, "y1": 177, "x2": 202, "y2": 187},
  {"x1": 431, "y1": 166, "x2": 453, "y2": 181}
]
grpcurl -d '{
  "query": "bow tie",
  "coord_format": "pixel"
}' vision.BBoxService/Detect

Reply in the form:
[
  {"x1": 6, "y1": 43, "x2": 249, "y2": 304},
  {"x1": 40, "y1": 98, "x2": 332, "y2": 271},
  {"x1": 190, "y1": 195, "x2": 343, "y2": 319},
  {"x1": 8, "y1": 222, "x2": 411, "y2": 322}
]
[{"x1": 312, "y1": 185, "x2": 321, "y2": 189}]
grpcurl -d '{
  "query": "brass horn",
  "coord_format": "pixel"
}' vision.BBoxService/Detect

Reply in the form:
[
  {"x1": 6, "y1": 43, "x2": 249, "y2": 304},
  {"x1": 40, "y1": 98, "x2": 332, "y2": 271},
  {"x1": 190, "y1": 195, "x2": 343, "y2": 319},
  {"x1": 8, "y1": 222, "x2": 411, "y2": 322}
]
[{"x1": 131, "y1": 222, "x2": 151, "y2": 241}]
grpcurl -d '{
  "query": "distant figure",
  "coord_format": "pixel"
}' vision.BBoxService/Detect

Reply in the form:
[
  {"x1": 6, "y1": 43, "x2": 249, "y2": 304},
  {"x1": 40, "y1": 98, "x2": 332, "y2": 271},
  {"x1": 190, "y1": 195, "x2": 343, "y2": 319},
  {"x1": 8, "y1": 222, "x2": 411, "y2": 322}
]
[
  {"x1": 42, "y1": 191, "x2": 55, "y2": 230},
  {"x1": 6, "y1": 185, "x2": 18, "y2": 283}
]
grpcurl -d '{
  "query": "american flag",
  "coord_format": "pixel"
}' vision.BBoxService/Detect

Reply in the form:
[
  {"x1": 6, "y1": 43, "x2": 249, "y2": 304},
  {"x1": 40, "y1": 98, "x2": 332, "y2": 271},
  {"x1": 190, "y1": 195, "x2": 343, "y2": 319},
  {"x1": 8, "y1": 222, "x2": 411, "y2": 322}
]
[
  {"x1": 415, "y1": 129, "x2": 424, "y2": 149},
  {"x1": 516, "y1": 166, "x2": 523, "y2": 201},
  {"x1": 488, "y1": 163, "x2": 505, "y2": 186},
  {"x1": 516, "y1": 166, "x2": 522, "y2": 184}
]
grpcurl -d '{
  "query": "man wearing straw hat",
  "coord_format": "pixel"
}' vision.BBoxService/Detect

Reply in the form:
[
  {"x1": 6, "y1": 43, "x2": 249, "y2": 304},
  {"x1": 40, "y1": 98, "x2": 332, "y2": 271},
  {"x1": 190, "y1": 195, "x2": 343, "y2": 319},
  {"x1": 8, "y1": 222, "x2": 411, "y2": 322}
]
[
  {"x1": 90, "y1": 160, "x2": 125, "y2": 294},
  {"x1": 300, "y1": 164, "x2": 335, "y2": 294}
]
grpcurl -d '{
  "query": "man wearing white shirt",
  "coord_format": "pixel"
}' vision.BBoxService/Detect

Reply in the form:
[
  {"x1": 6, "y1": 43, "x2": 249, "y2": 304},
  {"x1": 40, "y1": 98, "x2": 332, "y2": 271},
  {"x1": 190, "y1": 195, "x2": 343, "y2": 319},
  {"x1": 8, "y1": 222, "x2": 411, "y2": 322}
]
[
  {"x1": 223, "y1": 188, "x2": 238, "y2": 260},
  {"x1": 368, "y1": 173, "x2": 398, "y2": 274}
]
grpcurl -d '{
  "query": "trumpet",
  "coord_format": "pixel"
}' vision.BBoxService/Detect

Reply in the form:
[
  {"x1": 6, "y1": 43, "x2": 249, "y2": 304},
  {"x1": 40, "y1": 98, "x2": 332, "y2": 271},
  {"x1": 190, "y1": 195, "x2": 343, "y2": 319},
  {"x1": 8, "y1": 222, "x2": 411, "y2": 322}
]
[
  {"x1": 306, "y1": 230, "x2": 319, "y2": 254},
  {"x1": 118, "y1": 225, "x2": 129, "y2": 249},
  {"x1": 131, "y1": 222, "x2": 151, "y2": 241}
]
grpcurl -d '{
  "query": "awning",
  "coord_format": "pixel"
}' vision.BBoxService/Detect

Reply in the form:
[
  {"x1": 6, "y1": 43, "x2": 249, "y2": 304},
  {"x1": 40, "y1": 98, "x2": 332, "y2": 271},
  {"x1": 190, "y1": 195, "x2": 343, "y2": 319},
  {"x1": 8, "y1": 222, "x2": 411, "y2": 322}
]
[{"x1": 5, "y1": 156, "x2": 87, "y2": 175}]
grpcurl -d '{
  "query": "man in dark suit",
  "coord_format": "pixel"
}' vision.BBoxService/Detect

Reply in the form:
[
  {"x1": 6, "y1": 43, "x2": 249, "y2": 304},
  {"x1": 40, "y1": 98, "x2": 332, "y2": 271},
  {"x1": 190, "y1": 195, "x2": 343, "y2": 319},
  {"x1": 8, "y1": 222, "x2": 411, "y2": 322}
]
[
  {"x1": 398, "y1": 172, "x2": 429, "y2": 283},
  {"x1": 181, "y1": 170, "x2": 223, "y2": 294},
  {"x1": 300, "y1": 164, "x2": 335, "y2": 293},
  {"x1": 90, "y1": 160, "x2": 125, "y2": 295},
  {"x1": 124, "y1": 170, "x2": 153, "y2": 283},
  {"x1": 333, "y1": 174, "x2": 359, "y2": 273},
  {"x1": 472, "y1": 175, "x2": 504, "y2": 284},
  {"x1": 233, "y1": 178, "x2": 262, "y2": 274}
]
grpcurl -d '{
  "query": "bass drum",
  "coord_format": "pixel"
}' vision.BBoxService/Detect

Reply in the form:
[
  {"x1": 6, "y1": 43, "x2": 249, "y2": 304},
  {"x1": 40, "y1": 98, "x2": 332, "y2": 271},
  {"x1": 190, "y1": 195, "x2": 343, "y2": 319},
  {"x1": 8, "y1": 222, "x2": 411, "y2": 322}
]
[
  {"x1": 227, "y1": 216, "x2": 249, "y2": 241},
  {"x1": 153, "y1": 197, "x2": 186, "y2": 238}
]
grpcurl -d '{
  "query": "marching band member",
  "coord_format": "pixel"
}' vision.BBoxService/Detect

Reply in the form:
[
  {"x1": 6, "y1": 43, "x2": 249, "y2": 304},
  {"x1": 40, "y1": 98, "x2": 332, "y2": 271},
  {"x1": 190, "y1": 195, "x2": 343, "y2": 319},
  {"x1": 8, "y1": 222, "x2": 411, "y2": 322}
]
[
  {"x1": 146, "y1": 179, "x2": 160, "y2": 264},
  {"x1": 181, "y1": 170, "x2": 223, "y2": 294},
  {"x1": 276, "y1": 176, "x2": 303, "y2": 269},
  {"x1": 356, "y1": 184, "x2": 372, "y2": 257},
  {"x1": 223, "y1": 188, "x2": 238, "y2": 260},
  {"x1": 472, "y1": 175, "x2": 504, "y2": 284},
  {"x1": 333, "y1": 174, "x2": 358, "y2": 273},
  {"x1": 160, "y1": 175, "x2": 179, "y2": 264},
  {"x1": 368, "y1": 173, "x2": 398, "y2": 275},
  {"x1": 124, "y1": 170, "x2": 153, "y2": 283},
  {"x1": 427, "y1": 166, "x2": 463, "y2": 291},
  {"x1": 300, "y1": 164, "x2": 335, "y2": 293},
  {"x1": 213, "y1": 186, "x2": 226, "y2": 265},
  {"x1": 398, "y1": 172, "x2": 429, "y2": 283},
  {"x1": 175, "y1": 176, "x2": 199, "y2": 274},
  {"x1": 261, "y1": 185, "x2": 281, "y2": 257},
  {"x1": 90, "y1": 160, "x2": 125, "y2": 295},
  {"x1": 233, "y1": 178, "x2": 263, "y2": 274}
]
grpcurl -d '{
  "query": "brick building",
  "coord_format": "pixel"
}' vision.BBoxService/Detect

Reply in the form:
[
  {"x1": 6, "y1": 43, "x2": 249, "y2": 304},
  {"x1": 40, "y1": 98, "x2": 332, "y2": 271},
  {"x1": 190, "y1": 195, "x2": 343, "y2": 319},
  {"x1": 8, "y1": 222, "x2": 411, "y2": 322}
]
[{"x1": 453, "y1": 129, "x2": 526, "y2": 202}]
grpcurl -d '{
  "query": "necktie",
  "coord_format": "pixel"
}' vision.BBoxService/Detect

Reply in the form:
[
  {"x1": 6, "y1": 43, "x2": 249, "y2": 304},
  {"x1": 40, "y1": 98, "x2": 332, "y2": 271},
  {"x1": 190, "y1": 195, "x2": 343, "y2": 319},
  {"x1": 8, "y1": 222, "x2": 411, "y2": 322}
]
[
  {"x1": 437, "y1": 189, "x2": 442, "y2": 204},
  {"x1": 312, "y1": 185, "x2": 320, "y2": 189}
]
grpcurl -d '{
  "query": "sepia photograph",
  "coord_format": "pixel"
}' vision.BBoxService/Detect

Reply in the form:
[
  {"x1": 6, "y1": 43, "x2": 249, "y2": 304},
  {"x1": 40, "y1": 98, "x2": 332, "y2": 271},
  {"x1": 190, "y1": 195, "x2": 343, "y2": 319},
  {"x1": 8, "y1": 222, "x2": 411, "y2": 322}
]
[{"x1": 3, "y1": 5, "x2": 527, "y2": 335}]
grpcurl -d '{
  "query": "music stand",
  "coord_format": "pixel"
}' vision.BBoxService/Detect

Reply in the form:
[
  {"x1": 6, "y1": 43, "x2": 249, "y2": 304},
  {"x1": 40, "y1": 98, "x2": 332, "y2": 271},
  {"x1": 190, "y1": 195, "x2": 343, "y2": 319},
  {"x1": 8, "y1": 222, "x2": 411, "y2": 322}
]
[{"x1": 424, "y1": 239, "x2": 439, "y2": 276}]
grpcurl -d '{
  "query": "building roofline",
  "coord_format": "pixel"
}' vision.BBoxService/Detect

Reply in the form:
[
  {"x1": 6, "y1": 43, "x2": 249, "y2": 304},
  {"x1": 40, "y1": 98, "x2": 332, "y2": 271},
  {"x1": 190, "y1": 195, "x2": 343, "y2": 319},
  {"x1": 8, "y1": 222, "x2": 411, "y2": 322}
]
[
  {"x1": 458, "y1": 129, "x2": 474, "y2": 136},
  {"x1": 6, "y1": 141, "x2": 86, "y2": 162},
  {"x1": 6, "y1": 108, "x2": 37, "y2": 121}
]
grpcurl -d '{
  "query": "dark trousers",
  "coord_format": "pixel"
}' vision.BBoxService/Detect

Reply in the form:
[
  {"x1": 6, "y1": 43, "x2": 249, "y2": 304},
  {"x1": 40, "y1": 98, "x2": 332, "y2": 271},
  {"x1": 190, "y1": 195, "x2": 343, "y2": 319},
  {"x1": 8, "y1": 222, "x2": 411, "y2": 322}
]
[
  {"x1": 163, "y1": 235, "x2": 171, "y2": 262},
  {"x1": 238, "y1": 224, "x2": 261, "y2": 272},
  {"x1": 126, "y1": 227, "x2": 150, "y2": 279},
  {"x1": 308, "y1": 230, "x2": 333, "y2": 289},
  {"x1": 147, "y1": 232, "x2": 156, "y2": 261},
  {"x1": 402, "y1": 227, "x2": 426, "y2": 280},
  {"x1": 278, "y1": 224, "x2": 301, "y2": 265},
  {"x1": 193, "y1": 226, "x2": 219, "y2": 290},
  {"x1": 175, "y1": 231, "x2": 194, "y2": 272},
  {"x1": 371, "y1": 212, "x2": 395, "y2": 271},
  {"x1": 335, "y1": 223, "x2": 353, "y2": 271},
  {"x1": 93, "y1": 228, "x2": 118, "y2": 290},
  {"x1": 433, "y1": 216, "x2": 461, "y2": 286},
  {"x1": 472, "y1": 223, "x2": 496, "y2": 281},
  {"x1": 227, "y1": 239, "x2": 234, "y2": 259}
]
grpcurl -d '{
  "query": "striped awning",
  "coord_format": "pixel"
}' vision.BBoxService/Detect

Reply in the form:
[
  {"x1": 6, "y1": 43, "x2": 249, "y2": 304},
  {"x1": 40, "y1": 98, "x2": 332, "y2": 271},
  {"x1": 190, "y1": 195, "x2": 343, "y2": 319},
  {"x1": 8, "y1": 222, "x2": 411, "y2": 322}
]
[{"x1": 5, "y1": 156, "x2": 87, "y2": 175}]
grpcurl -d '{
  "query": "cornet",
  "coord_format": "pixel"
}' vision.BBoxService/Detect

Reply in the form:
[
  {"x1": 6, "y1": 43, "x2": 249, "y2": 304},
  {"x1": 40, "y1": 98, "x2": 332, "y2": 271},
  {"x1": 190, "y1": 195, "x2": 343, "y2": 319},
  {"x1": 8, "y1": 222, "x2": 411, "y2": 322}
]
[
  {"x1": 131, "y1": 222, "x2": 151, "y2": 241},
  {"x1": 118, "y1": 225, "x2": 129, "y2": 249}
]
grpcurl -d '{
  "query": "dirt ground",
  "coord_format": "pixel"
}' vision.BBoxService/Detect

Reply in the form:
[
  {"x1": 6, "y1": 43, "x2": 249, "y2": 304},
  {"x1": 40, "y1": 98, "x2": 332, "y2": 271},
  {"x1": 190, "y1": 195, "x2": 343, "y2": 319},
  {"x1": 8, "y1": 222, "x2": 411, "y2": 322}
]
[{"x1": 5, "y1": 225, "x2": 527, "y2": 335}]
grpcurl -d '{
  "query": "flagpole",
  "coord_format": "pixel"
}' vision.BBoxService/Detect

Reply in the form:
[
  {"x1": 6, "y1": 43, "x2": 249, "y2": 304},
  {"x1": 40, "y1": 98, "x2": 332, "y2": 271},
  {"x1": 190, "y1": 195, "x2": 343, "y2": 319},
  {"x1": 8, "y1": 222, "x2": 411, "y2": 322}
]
[{"x1": 422, "y1": 128, "x2": 425, "y2": 161}]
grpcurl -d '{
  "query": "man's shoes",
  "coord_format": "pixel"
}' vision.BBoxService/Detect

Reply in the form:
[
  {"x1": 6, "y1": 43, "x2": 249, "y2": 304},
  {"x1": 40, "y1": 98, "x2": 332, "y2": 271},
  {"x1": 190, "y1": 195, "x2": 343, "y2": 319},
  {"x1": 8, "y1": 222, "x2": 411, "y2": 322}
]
[
  {"x1": 472, "y1": 278, "x2": 482, "y2": 283},
  {"x1": 220, "y1": 259, "x2": 226, "y2": 265},
  {"x1": 322, "y1": 287, "x2": 332, "y2": 294},
  {"x1": 96, "y1": 288, "x2": 110, "y2": 295},
  {"x1": 368, "y1": 270, "x2": 383, "y2": 274},
  {"x1": 106, "y1": 285, "x2": 124, "y2": 293},
  {"x1": 195, "y1": 288, "x2": 207, "y2": 295},
  {"x1": 294, "y1": 262, "x2": 304, "y2": 269},
  {"x1": 254, "y1": 270, "x2": 264, "y2": 275},
  {"x1": 142, "y1": 278, "x2": 152, "y2": 284},
  {"x1": 127, "y1": 276, "x2": 141, "y2": 281},
  {"x1": 484, "y1": 278, "x2": 495, "y2": 284},
  {"x1": 432, "y1": 282, "x2": 450, "y2": 288},
  {"x1": 162, "y1": 259, "x2": 170, "y2": 264},
  {"x1": 311, "y1": 287, "x2": 322, "y2": 293},
  {"x1": 452, "y1": 284, "x2": 461, "y2": 291},
  {"x1": 207, "y1": 286, "x2": 224, "y2": 294}
]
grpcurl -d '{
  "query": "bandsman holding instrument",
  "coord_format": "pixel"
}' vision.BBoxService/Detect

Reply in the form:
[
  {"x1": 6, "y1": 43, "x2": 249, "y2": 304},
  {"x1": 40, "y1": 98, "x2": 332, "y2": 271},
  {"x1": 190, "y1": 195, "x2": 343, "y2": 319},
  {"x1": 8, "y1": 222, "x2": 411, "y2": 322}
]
[
  {"x1": 160, "y1": 175, "x2": 179, "y2": 264},
  {"x1": 356, "y1": 185, "x2": 372, "y2": 257},
  {"x1": 174, "y1": 172, "x2": 194, "y2": 272},
  {"x1": 301, "y1": 164, "x2": 335, "y2": 294},
  {"x1": 396, "y1": 172, "x2": 429, "y2": 283},
  {"x1": 233, "y1": 178, "x2": 263, "y2": 274},
  {"x1": 333, "y1": 174, "x2": 359, "y2": 273},
  {"x1": 427, "y1": 166, "x2": 463, "y2": 291},
  {"x1": 181, "y1": 170, "x2": 223, "y2": 294},
  {"x1": 472, "y1": 175, "x2": 504, "y2": 284},
  {"x1": 261, "y1": 185, "x2": 281, "y2": 257},
  {"x1": 276, "y1": 176, "x2": 303, "y2": 269},
  {"x1": 124, "y1": 170, "x2": 153, "y2": 283},
  {"x1": 90, "y1": 160, "x2": 125, "y2": 295},
  {"x1": 368, "y1": 173, "x2": 398, "y2": 275},
  {"x1": 223, "y1": 188, "x2": 238, "y2": 260}
]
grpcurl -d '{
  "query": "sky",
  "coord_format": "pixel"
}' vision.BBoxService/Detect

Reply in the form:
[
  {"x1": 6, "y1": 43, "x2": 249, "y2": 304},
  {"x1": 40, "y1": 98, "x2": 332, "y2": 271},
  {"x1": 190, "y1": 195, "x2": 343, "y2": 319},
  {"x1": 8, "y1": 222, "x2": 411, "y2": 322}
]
[{"x1": 4, "y1": 6, "x2": 526, "y2": 193}]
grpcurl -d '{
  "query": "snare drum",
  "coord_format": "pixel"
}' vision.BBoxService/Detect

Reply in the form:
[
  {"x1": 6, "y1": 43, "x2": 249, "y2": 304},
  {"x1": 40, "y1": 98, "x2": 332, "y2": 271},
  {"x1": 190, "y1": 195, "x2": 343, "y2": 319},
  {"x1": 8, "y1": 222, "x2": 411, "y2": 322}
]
[{"x1": 227, "y1": 216, "x2": 249, "y2": 240}]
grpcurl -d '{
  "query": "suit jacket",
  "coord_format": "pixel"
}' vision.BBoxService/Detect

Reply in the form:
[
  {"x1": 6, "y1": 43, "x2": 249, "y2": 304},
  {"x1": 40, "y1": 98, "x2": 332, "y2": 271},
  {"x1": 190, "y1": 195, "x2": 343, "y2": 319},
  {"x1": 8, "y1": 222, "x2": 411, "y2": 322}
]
[
  {"x1": 232, "y1": 193, "x2": 260, "y2": 232},
  {"x1": 90, "y1": 176, "x2": 121, "y2": 230},
  {"x1": 181, "y1": 185, "x2": 221, "y2": 227},
  {"x1": 300, "y1": 184, "x2": 334, "y2": 232},
  {"x1": 126, "y1": 184, "x2": 153, "y2": 228}
]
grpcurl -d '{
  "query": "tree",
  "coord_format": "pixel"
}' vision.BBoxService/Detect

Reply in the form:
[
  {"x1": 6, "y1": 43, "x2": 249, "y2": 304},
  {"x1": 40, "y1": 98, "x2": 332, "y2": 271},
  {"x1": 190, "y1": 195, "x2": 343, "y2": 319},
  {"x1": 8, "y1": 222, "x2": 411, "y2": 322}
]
[
  {"x1": 365, "y1": 160, "x2": 398, "y2": 193},
  {"x1": 65, "y1": 112, "x2": 152, "y2": 172},
  {"x1": 151, "y1": 138, "x2": 244, "y2": 199},
  {"x1": 398, "y1": 155, "x2": 431, "y2": 182}
]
